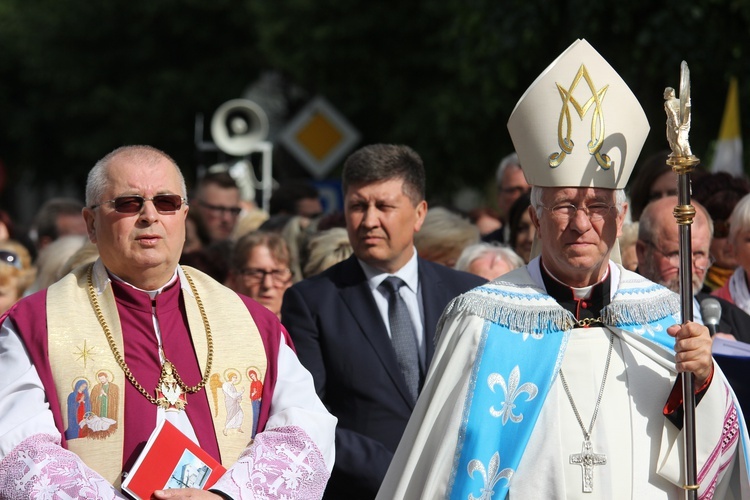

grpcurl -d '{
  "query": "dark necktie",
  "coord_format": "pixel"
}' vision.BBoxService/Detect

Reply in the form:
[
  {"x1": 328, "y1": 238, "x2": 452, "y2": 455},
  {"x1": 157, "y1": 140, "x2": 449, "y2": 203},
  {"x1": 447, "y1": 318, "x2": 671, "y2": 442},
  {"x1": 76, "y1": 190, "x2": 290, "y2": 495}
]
[{"x1": 381, "y1": 276, "x2": 420, "y2": 402}]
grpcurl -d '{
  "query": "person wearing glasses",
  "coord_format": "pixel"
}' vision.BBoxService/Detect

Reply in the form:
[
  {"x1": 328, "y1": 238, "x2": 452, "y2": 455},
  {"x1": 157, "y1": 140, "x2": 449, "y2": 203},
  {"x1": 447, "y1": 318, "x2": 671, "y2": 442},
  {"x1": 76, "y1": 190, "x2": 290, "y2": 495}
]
[
  {"x1": 637, "y1": 195, "x2": 750, "y2": 343},
  {"x1": 377, "y1": 40, "x2": 747, "y2": 500},
  {"x1": 228, "y1": 231, "x2": 294, "y2": 319},
  {"x1": 0, "y1": 239, "x2": 34, "y2": 314},
  {"x1": 0, "y1": 145, "x2": 336, "y2": 499},
  {"x1": 194, "y1": 171, "x2": 243, "y2": 244},
  {"x1": 483, "y1": 152, "x2": 531, "y2": 245}
]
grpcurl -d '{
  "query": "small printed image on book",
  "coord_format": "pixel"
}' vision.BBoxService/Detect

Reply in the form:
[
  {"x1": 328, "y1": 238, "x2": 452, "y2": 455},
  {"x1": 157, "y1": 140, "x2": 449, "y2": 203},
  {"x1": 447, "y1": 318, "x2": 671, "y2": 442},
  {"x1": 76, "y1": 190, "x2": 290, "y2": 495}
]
[
  {"x1": 121, "y1": 419, "x2": 226, "y2": 499},
  {"x1": 164, "y1": 449, "x2": 214, "y2": 490}
]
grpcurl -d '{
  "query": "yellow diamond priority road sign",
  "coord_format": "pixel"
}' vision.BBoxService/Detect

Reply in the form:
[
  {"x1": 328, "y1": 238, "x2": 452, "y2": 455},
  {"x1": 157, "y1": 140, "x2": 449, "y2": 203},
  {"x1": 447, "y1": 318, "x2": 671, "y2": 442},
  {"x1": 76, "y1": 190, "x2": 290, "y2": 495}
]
[{"x1": 279, "y1": 96, "x2": 360, "y2": 179}]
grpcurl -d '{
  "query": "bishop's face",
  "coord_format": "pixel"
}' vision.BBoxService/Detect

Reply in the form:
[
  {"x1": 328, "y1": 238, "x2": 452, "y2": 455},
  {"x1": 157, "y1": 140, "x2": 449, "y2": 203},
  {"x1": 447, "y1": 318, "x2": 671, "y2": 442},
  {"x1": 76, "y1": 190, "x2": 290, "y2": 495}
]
[{"x1": 531, "y1": 187, "x2": 625, "y2": 287}]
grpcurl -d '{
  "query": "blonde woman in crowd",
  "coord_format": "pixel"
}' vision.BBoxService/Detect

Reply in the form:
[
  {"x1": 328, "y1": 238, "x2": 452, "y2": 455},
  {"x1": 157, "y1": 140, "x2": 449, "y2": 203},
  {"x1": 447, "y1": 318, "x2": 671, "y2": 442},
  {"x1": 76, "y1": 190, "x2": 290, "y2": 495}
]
[
  {"x1": 618, "y1": 221, "x2": 639, "y2": 272},
  {"x1": 24, "y1": 234, "x2": 87, "y2": 295},
  {"x1": 0, "y1": 239, "x2": 35, "y2": 313},
  {"x1": 713, "y1": 192, "x2": 750, "y2": 313},
  {"x1": 415, "y1": 206, "x2": 480, "y2": 267},
  {"x1": 303, "y1": 227, "x2": 353, "y2": 278},
  {"x1": 454, "y1": 242, "x2": 524, "y2": 281},
  {"x1": 230, "y1": 207, "x2": 269, "y2": 241},
  {"x1": 57, "y1": 241, "x2": 100, "y2": 280}
]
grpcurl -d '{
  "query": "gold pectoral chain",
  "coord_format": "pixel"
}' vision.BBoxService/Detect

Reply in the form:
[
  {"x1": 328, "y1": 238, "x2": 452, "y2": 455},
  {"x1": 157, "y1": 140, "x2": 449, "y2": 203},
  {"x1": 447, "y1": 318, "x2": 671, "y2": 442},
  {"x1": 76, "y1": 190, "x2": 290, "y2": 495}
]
[
  {"x1": 86, "y1": 264, "x2": 214, "y2": 406},
  {"x1": 576, "y1": 317, "x2": 603, "y2": 328}
]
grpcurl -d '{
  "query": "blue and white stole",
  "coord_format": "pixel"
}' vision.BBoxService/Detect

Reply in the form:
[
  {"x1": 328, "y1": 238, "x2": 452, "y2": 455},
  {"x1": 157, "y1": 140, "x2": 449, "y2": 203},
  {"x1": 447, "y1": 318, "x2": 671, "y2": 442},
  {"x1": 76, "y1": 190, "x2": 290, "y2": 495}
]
[{"x1": 443, "y1": 262, "x2": 680, "y2": 499}]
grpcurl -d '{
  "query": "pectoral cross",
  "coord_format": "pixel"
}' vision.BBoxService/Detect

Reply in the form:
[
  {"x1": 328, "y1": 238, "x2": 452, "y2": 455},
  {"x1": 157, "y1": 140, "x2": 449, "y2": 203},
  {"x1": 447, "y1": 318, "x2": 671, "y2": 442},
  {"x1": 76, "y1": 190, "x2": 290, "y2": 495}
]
[{"x1": 570, "y1": 440, "x2": 606, "y2": 493}]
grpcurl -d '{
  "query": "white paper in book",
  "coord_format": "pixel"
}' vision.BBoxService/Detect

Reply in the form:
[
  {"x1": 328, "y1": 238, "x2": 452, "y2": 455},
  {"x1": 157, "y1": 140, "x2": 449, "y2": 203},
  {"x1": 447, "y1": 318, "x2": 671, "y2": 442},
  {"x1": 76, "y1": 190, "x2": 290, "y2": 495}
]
[{"x1": 713, "y1": 337, "x2": 750, "y2": 357}]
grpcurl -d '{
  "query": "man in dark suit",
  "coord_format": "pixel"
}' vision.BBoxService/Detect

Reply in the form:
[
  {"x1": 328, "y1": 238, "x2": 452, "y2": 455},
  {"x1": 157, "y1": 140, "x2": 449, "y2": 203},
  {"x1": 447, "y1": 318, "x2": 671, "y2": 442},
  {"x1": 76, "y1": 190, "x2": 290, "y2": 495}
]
[{"x1": 282, "y1": 144, "x2": 485, "y2": 499}]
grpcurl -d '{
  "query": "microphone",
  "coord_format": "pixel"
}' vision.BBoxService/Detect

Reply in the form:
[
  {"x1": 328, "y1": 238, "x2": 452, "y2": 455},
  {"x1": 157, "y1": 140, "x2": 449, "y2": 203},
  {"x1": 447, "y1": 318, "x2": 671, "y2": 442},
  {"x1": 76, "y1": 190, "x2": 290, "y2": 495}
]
[{"x1": 700, "y1": 297, "x2": 722, "y2": 337}]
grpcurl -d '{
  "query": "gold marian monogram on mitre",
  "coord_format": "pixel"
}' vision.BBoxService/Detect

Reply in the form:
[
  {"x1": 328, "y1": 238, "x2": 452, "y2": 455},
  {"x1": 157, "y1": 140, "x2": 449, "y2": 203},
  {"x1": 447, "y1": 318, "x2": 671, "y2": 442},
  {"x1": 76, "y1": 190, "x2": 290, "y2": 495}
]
[{"x1": 549, "y1": 64, "x2": 612, "y2": 170}]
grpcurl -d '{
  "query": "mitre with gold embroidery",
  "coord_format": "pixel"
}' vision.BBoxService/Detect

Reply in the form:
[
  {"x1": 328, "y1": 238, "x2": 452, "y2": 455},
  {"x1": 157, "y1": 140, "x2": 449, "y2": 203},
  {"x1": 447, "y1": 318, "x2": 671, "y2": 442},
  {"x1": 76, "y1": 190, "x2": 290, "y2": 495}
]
[{"x1": 508, "y1": 39, "x2": 649, "y2": 189}]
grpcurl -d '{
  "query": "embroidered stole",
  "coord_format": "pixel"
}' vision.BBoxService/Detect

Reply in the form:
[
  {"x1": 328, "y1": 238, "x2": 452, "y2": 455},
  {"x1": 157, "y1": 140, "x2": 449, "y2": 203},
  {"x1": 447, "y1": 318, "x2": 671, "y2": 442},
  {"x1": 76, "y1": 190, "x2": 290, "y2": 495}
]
[
  {"x1": 442, "y1": 267, "x2": 680, "y2": 499},
  {"x1": 47, "y1": 261, "x2": 268, "y2": 484}
]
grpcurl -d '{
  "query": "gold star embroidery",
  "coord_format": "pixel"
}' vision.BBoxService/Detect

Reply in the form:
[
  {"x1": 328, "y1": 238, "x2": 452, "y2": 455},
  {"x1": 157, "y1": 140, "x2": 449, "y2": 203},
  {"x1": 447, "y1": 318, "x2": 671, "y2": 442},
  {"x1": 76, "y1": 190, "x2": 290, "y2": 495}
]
[{"x1": 74, "y1": 340, "x2": 97, "y2": 368}]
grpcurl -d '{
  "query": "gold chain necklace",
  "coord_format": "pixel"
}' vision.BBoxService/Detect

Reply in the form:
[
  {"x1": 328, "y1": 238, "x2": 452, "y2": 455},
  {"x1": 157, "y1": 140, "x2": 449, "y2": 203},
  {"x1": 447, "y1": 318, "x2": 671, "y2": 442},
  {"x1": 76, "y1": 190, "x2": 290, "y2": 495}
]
[{"x1": 86, "y1": 264, "x2": 214, "y2": 410}]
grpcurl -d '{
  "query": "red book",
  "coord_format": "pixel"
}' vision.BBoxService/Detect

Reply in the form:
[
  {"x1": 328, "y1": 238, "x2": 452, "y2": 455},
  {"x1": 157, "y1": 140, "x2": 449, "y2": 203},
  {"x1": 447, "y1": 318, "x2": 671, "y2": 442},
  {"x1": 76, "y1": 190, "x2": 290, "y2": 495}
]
[{"x1": 121, "y1": 419, "x2": 227, "y2": 499}]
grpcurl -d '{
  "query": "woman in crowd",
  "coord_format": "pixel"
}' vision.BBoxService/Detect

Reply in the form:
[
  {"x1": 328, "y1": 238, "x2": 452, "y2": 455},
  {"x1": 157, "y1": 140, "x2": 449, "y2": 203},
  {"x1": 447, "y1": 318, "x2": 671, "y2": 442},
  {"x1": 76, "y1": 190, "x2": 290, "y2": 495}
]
[
  {"x1": 226, "y1": 231, "x2": 293, "y2": 319},
  {"x1": 712, "y1": 192, "x2": 750, "y2": 313},
  {"x1": 454, "y1": 242, "x2": 523, "y2": 281},
  {"x1": 415, "y1": 207, "x2": 480, "y2": 268},
  {"x1": 0, "y1": 239, "x2": 35, "y2": 313},
  {"x1": 303, "y1": 227, "x2": 353, "y2": 278}
]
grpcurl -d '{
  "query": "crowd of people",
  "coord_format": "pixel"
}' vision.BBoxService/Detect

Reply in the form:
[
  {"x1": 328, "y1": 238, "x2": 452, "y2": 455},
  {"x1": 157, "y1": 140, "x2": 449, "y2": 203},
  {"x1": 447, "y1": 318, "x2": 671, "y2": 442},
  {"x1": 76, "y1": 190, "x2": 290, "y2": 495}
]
[{"x1": 0, "y1": 38, "x2": 749, "y2": 499}]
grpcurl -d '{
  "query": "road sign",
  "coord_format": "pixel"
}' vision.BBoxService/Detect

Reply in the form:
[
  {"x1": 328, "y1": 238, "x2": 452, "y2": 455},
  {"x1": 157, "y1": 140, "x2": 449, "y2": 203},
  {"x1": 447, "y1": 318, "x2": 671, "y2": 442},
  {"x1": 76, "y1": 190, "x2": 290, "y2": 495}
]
[{"x1": 279, "y1": 96, "x2": 360, "y2": 179}]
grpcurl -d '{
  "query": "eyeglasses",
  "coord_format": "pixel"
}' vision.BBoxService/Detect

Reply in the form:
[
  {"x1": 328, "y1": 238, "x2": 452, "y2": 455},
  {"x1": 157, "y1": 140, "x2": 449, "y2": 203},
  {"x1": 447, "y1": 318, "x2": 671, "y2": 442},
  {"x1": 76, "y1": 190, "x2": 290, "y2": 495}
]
[
  {"x1": 91, "y1": 194, "x2": 186, "y2": 214},
  {"x1": 199, "y1": 201, "x2": 242, "y2": 216},
  {"x1": 542, "y1": 202, "x2": 614, "y2": 222},
  {"x1": 0, "y1": 250, "x2": 21, "y2": 269},
  {"x1": 238, "y1": 267, "x2": 292, "y2": 286},
  {"x1": 644, "y1": 241, "x2": 715, "y2": 271}
]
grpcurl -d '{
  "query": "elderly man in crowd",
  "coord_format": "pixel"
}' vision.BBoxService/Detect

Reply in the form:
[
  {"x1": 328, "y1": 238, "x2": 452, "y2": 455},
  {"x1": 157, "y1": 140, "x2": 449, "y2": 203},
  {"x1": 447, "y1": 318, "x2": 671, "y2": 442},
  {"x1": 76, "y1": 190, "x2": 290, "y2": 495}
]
[
  {"x1": 0, "y1": 145, "x2": 336, "y2": 499},
  {"x1": 377, "y1": 39, "x2": 748, "y2": 499},
  {"x1": 637, "y1": 195, "x2": 750, "y2": 343}
]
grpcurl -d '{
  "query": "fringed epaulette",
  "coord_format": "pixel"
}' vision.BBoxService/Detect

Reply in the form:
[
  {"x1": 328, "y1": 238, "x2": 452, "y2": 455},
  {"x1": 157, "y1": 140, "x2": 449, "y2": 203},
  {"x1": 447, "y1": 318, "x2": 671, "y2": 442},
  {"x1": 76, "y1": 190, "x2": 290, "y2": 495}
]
[
  {"x1": 438, "y1": 279, "x2": 576, "y2": 335},
  {"x1": 602, "y1": 272, "x2": 681, "y2": 326}
]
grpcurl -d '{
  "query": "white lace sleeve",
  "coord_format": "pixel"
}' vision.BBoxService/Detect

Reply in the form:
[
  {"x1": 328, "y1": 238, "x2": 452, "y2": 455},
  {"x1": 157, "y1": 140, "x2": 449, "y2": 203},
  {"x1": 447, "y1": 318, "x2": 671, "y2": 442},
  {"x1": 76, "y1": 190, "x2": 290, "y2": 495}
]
[
  {"x1": 210, "y1": 426, "x2": 329, "y2": 499},
  {"x1": 210, "y1": 333, "x2": 337, "y2": 499},
  {"x1": 0, "y1": 318, "x2": 124, "y2": 499},
  {"x1": 0, "y1": 433, "x2": 124, "y2": 499}
]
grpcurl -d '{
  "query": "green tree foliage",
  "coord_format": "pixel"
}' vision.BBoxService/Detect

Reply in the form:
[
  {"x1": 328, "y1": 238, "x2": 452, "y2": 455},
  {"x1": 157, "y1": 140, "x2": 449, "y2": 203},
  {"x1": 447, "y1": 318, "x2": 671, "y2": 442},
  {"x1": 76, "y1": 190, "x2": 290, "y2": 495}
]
[
  {"x1": 0, "y1": 0, "x2": 261, "y2": 187},
  {"x1": 0, "y1": 0, "x2": 748, "y2": 204},
  {"x1": 253, "y1": 0, "x2": 750, "y2": 198}
]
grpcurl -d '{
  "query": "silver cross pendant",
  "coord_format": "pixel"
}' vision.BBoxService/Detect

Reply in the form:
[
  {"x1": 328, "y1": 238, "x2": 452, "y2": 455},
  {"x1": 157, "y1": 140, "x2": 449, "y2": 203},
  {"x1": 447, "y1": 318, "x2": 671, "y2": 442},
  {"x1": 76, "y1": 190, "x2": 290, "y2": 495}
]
[{"x1": 570, "y1": 439, "x2": 606, "y2": 493}]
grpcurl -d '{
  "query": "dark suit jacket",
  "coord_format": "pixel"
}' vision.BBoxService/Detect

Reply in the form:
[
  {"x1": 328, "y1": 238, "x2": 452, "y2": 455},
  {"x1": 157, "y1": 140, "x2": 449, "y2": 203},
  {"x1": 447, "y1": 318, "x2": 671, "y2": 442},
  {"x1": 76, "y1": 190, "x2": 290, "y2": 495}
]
[
  {"x1": 696, "y1": 292, "x2": 750, "y2": 426},
  {"x1": 281, "y1": 255, "x2": 485, "y2": 499}
]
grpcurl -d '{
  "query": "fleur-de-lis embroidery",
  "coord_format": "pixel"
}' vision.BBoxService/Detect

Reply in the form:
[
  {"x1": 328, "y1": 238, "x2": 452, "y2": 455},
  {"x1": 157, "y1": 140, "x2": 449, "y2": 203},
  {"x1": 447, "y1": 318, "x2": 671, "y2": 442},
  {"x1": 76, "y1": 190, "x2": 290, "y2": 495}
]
[
  {"x1": 488, "y1": 366, "x2": 538, "y2": 425},
  {"x1": 467, "y1": 451, "x2": 513, "y2": 500}
]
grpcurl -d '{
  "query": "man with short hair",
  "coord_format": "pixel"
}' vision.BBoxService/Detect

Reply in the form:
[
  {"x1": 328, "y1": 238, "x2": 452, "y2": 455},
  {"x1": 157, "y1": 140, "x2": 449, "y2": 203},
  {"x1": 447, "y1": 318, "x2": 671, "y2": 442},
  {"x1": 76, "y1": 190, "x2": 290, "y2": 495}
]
[
  {"x1": 637, "y1": 195, "x2": 750, "y2": 343},
  {"x1": 0, "y1": 145, "x2": 336, "y2": 499},
  {"x1": 195, "y1": 171, "x2": 242, "y2": 243},
  {"x1": 282, "y1": 144, "x2": 485, "y2": 499},
  {"x1": 377, "y1": 39, "x2": 748, "y2": 499},
  {"x1": 483, "y1": 152, "x2": 530, "y2": 243},
  {"x1": 31, "y1": 197, "x2": 88, "y2": 252}
]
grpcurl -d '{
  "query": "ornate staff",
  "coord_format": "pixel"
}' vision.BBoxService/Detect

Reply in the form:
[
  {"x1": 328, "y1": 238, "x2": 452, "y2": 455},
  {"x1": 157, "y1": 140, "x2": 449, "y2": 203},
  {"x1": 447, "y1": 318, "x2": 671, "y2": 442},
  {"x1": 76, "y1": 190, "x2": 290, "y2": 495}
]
[{"x1": 664, "y1": 60, "x2": 699, "y2": 498}]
